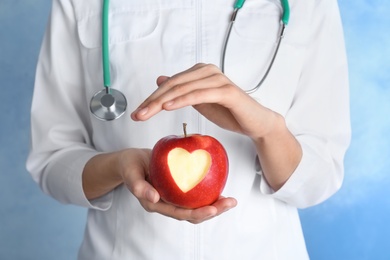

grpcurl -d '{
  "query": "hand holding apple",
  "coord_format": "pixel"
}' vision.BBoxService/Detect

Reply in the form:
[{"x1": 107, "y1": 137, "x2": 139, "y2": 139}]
[
  {"x1": 149, "y1": 124, "x2": 229, "y2": 209},
  {"x1": 113, "y1": 148, "x2": 236, "y2": 225}
]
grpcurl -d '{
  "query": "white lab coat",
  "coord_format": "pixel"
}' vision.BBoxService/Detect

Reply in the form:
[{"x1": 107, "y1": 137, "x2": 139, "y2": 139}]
[{"x1": 27, "y1": 0, "x2": 351, "y2": 259}]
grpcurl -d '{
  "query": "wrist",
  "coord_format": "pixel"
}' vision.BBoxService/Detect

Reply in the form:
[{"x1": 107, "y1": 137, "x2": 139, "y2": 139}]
[
  {"x1": 83, "y1": 151, "x2": 125, "y2": 200},
  {"x1": 117, "y1": 148, "x2": 152, "y2": 182},
  {"x1": 252, "y1": 110, "x2": 285, "y2": 142}
]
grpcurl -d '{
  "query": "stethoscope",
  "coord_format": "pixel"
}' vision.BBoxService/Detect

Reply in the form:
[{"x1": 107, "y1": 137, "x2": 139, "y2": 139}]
[{"x1": 90, "y1": 0, "x2": 290, "y2": 121}]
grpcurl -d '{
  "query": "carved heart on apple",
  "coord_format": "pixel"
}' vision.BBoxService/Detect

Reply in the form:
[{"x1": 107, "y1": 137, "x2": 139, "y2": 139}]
[{"x1": 149, "y1": 124, "x2": 229, "y2": 209}]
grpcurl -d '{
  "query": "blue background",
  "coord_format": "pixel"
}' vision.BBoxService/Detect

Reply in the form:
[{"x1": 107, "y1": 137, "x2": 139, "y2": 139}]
[{"x1": 1, "y1": 1, "x2": 389, "y2": 259}]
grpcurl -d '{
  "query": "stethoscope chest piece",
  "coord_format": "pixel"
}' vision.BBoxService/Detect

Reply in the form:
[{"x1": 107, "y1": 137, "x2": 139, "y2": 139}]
[{"x1": 90, "y1": 88, "x2": 127, "y2": 121}]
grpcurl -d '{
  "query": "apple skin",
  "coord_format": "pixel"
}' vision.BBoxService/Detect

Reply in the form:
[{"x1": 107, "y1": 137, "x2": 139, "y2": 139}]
[{"x1": 149, "y1": 134, "x2": 229, "y2": 209}]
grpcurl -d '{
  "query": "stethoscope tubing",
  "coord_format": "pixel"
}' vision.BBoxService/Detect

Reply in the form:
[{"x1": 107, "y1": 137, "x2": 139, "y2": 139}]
[
  {"x1": 102, "y1": 0, "x2": 111, "y2": 91},
  {"x1": 90, "y1": 0, "x2": 128, "y2": 121},
  {"x1": 221, "y1": 0, "x2": 289, "y2": 94}
]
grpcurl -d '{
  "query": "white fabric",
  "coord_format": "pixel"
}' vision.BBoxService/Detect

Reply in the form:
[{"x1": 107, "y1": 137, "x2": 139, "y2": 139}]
[{"x1": 27, "y1": 0, "x2": 351, "y2": 259}]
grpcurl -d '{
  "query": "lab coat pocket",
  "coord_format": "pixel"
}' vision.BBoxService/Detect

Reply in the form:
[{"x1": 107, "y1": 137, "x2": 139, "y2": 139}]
[
  {"x1": 77, "y1": 8, "x2": 159, "y2": 49},
  {"x1": 76, "y1": 6, "x2": 160, "y2": 95},
  {"x1": 233, "y1": 0, "x2": 282, "y2": 43}
]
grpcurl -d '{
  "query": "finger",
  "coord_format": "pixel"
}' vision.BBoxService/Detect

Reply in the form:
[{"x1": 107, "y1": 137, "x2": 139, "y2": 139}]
[
  {"x1": 160, "y1": 63, "x2": 217, "y2": 89},
  {"x1": 142, "y1": 200, "x2": 219, "y2": 223},
  {"x1": 161, "y1": 65, "x2": 246, "y2": 111},
  {"x1": 188, "y1": 197, "x2": 237, "y2": 223},
  {"x1": 137, "y1": 64, "x2": 208, "y2": 109},
  {"x1": 144, "y1": 196, "x2": 238, "y2": 224},
  {"x1": 130, "y1": 180, "x2": 160, "y2": 203},
  {"x1": 123, "y1": 164, "x2": 160, "y2": 204},
  {"x1": 161, "y1": 81, "x2": 236, "y2": 111},
  {"x1": 132, "y1": 74, "x2": 232, "y2": 121},
  {"x1": 131, "y1": 64, "x2": 221, "y2": 120},
  {"x1": 156, "y1": 75, "x2": 170, "y2": 87},
  {"x1": 158, "y1": 63, "x2": 210, "y2": 89},
  {"x1": 212, "y1": 197, "x2": 238, "y2": 216},
  {"x1": 188, "y1": 205, "x2": 219, "y2": 224}
]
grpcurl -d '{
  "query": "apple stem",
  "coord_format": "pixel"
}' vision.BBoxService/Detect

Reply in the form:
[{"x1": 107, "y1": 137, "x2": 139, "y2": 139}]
[{"x1": 183, "y1": 123, "x2": 187, "y2": 138}]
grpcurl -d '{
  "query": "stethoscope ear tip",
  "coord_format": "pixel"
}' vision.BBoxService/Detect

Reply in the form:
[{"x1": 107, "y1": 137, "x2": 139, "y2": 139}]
[{"x1": 90, "y1": 88, "x2": 127, "y2": 121}]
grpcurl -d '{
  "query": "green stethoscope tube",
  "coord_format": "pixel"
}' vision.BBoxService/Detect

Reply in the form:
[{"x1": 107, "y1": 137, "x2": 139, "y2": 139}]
[
  {"x1": 102, "y1": 0, "x2": 111, "y2": 92},
  {"x1": 234, "y1": 0, "x2": 246, "y2": 9},
  {"x1": 280, "y1": 0, "x2": 290, "y2": 25}
]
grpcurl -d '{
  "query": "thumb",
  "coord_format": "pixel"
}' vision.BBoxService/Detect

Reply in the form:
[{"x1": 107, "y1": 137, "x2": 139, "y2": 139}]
[
  {"x1": 144, "y1": 187, "x2": 160, "y2": 203},
  {"x1": 126, "y1": 174, "x2": 160, "y2": 203},
  {"x1": 133, "y1": 181, "x2": 160, "y2": 204},
  {"x1": 156, "y1": 75, "x2": 170, "y2": 87}
]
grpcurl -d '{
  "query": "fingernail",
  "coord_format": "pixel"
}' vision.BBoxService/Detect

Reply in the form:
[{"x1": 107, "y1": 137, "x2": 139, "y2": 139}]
[
  {"x1": 146, "y1": 189, "x2": 156, "y2": 203},
  {"x1": 138, "y1": 107, "x2": 149, "y2": 116}
]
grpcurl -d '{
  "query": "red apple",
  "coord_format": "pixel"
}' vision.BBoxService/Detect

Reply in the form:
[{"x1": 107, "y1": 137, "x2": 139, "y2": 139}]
[{"x1": 149, "y1": 124, "x2": 229, "y2": 209}]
